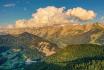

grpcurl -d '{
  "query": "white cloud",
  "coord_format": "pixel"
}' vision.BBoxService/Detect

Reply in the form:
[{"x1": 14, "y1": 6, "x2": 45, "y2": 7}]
[
  {"x1": 0, "y1": 24, "x2": 15, "y2": 29},
  {"x1": 32, "y1": 6, "x2": 69, "y2": 25},
  {"x1": 16, "y1": 20, "x2": 27, "y2": 28},
  {"x1": 3, "y1": 3, "x2": 16, "y2": 8},
  {"x1": 16, "y1": 6, "x2": 70, "y2": 28},
  {"x1": 15, "y1": 6, "x2": 96, "y2": 28},
  {"x1": 66, "y1": 7, "x2": 96, "y2": 21},
  {"x1": 6, "y1": 24, "x2": 15, "y2": 28}
]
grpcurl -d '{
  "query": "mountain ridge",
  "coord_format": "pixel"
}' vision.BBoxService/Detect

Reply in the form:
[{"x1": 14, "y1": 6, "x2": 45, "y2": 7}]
[{"x1": 0, "y1": 23, "x2": 104, "y2": 46}]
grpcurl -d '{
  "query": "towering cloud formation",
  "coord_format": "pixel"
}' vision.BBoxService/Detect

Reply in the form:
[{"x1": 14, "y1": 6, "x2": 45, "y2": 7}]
[
  {"x1": 32, "y1": 6, "x2": 69, "y2": 25},
  {"x1": 15, "y1": 6, "x2": 96, "y2": 28},
  {"x1": 16, "y1": 6, "x2": 69, "y2": 28}
]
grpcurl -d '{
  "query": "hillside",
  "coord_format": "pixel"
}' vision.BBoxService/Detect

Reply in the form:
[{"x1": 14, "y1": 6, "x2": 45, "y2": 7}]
[
  {"x1": 25, "y1": 44, "x2": 104, "y2": 70},
  {"x1": 0, "y1": 32, "x2": 59, "y2": 70},
  {"x1": 0, "y1": 32, "x2": 58, "y2": 58},
  {"x1": 0, "y1": 23, "x2": 104, "y2": 70}
]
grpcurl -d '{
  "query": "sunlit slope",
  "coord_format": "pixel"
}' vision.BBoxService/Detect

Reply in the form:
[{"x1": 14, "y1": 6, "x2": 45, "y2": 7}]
[
  {"x1": 46, "y1": 44, "x2": 104, "y2": 63},
  {"x1": 1, "y1": 23, "x2": 104, "y2": 46},
  {"x1": 25, "y1": 44, "x2": 104, "y2": 70}
]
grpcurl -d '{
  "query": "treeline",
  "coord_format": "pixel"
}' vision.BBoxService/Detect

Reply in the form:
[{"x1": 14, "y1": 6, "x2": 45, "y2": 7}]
[{"x1": 25, "y1": 56, "x2": 104, "y2": 70}]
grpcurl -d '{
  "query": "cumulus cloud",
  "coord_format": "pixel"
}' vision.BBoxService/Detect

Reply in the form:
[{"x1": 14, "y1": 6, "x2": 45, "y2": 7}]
[
  {"x1": 15, "y1": 6, "x2": 96, "y2": 28},
  {"x1": 32, "y1": 6, "x2": 69, "y2": 24},
  {"x1": 3, "y1": 3, "x2": 16, "y2": 8},
  {"x1": 6, "y1": 24, "x2": 15, "y2": 28},
  {"x1": 0, "y1": 24, "x2": 15, "y2": 29},
  {"x1": 66, "y1": 7, "x2": 96, "y2": 21},
  {"x1": 16, "y1": 20, "x2": 27, "y2": 28},
  {"x1": 16, "y1": 6, "x2": 70, "y2": 28}
]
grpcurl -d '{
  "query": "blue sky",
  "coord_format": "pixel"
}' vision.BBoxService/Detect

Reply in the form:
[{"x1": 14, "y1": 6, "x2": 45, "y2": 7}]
[{"x1": 0, "y1": 0, "x2": 104, "y2": 25}]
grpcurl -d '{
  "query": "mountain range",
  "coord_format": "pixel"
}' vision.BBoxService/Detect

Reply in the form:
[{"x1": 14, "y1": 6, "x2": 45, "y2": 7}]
[
  {"x1": 1, "y1": 23, "x2": 104, "y2": 45},
  {"x1": 0, "y1": 23, "x2": 104, "y2": 70}
]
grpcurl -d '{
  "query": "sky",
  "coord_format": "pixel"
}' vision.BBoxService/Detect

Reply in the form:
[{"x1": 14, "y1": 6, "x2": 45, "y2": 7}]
[{"x1": 0, "y1": 0, "x2": 104, "y2": 25}]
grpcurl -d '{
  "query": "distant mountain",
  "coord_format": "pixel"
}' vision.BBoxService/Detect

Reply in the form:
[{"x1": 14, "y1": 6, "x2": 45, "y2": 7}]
[
  {"x1": 0, "y1": 32, "x2": 59, "y2": 69},
  {"x1": 0, "y1": 32, "x2": 58, "y2": 58},
  {"x1": 1, "y1": 23, "x2": 104, "y2": 46},
  {"x1": 1, "y1": 23, "x2": 104, "y2": 70}
]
